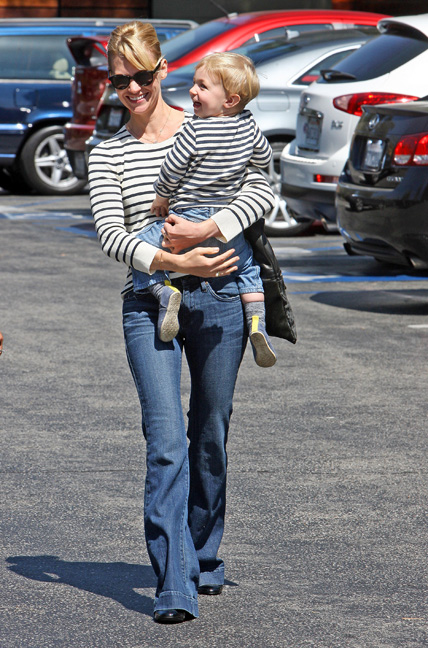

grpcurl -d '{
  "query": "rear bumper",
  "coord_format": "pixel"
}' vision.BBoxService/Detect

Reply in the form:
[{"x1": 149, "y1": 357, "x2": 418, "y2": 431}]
[
  {"x1": 336, "y1": 176, "x2": 428, "y2": 268},
  {"x1": 281, "y1": 181, "x2": 337, "y2": 223},
  {"x1": 63, "y1": 123, "x2": 93, "y2": 178},
  {"x1": 65, "y1": 149, "x2": 88, "y2": 180},
  {"x1": 280, "y1": 141, "x2": 343, "y2": 223},
  {"x1": 64, "y1": 123, "x2": 95, "y2": 151}
]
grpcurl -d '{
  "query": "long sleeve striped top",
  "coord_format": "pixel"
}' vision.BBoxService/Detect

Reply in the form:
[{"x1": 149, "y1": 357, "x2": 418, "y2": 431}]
[
  {"x1": 88, "y1": 112, "x2": 275, "y2": 296},
  {"x1": 154, "y1": 110, "x2": 272, "y2": 210}
]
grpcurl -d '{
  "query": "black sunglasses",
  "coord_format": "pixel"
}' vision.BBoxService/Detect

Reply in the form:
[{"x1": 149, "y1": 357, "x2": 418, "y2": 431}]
[{"x1": 108, "y1": 60, "x2": 162, "y2": 90}]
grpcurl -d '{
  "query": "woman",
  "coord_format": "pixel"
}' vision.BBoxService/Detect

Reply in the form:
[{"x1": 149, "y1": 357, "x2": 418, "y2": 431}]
[{"x1": 88, "y1": 21, "x2": 275, "y2": 624}]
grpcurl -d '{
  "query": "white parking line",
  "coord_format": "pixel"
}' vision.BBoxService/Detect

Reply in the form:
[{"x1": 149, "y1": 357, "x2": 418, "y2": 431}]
[{"x1": 0, "y1": 209, "x2": 88, "y2": 220}]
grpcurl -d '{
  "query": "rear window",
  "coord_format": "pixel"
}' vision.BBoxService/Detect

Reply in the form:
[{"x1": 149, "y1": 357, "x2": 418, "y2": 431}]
[
  {"x1": 318, "y1": 33, "x2": 428, "y2": 83},
  {"x1": 0, "y1": 35, "x2": 75, "y2": 79},
  {"x1": 293, "y1": 48, "x2": 358, "y2": 86},
  {"x1": 161, "y1": 21, "x2": 234, "y2": 62}
]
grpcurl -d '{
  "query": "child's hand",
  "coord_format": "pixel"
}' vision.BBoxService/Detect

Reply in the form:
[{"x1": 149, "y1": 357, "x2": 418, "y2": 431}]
[{"x1": 151, "y1": 195, "x2": 169, "y2": 218}]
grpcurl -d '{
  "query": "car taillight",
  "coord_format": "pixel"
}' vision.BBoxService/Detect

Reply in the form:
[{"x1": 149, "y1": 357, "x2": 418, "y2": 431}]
[
  {"x1": 314, "y1": 174, "x2": 339, "y2": 184},
  {"x1": 333, "y1": 93, "x2": 418, "y2": 116},
  {"x1": 393, "y1": 133, "x2": 428, "y2": 166}
]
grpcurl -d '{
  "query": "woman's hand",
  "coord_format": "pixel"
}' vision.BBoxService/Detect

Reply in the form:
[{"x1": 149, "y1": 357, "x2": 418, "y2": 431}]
[
  {"x1": 151, "y1": 246, "x2": 239, "y2": 278},
  {"x1": 181, "y1": 246, "x2": 239, "y2": 278},
  {"x1": 161, "y1": 214, "x2": 221, "y2": 253}
]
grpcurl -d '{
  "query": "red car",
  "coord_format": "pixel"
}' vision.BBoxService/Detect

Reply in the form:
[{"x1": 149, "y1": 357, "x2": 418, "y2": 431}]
[
  {"x1": 65, "y1": 10, "x2": 388, "y2": 181},
  {"x1": 162, "y1": 10, "x2": 389, "y2": 72}
]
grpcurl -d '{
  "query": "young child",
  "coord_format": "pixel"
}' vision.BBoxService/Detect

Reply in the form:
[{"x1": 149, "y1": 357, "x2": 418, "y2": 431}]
[{"x1": 132, "y1": 52, "x2": 277, "y2": 367}]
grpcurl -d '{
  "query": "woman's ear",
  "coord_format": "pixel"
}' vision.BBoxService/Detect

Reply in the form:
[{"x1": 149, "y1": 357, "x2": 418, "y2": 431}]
[
  {"x1": 224, "y1": 93, "x2": 241, "y2": 109},
  {"x1": 159, "y1": 58, "x2": 168, "y2": 81}
]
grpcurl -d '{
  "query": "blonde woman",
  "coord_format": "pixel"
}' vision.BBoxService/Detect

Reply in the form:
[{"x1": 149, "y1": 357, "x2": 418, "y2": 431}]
[{"x1": 88, "y1": 21, "x2": 275, "y2": 624}]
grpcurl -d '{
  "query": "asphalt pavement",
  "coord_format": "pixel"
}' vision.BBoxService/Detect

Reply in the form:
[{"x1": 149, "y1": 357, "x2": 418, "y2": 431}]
[{"x1": 1, "y1": 194, "x2": 428, "y2": 648}]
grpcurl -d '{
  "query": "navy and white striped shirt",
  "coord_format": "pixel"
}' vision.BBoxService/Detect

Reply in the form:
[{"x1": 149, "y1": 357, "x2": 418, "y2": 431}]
[
  {"x1": 154, "y1": 110, "x2": 272, "y2": 210},
  {"x1": 88, "y1": 112, "x2": 275, "y2": 295}
]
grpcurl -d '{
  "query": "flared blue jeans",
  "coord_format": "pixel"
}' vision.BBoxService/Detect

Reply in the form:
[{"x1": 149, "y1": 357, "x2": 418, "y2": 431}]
[{"x1": 122, "y1": 274, "x2": 247, "y2": 617}]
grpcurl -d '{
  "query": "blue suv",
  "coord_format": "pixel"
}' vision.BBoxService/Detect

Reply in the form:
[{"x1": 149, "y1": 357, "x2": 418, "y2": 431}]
[{"x1": 0, "y1": 18, "x2": 196, "y2": 195}]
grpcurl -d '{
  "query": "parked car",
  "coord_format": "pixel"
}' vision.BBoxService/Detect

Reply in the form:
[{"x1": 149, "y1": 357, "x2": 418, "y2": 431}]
[
  {"x1": 161, "y1": 10, "x2": 388, "y2": 73},
  {"x1": 336, "y1": 98, "x2": 428, "y2": 269},
  {"x1": 0, "y1": 18, "x2": 196, "y2": 195},
  {"x1": 280, "y1": 13, "x2": 428, "y2": 231},
  {"x1": 160, "y1": 28, "x2": 377, "y2": 236},
  {"x1": 64, "y1": 19, "x2": 197, "y2": 180}
]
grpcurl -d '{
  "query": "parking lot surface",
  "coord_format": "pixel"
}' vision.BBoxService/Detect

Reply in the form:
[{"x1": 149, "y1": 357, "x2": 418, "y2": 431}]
[{"x1": 1, "y1": 193, "x2": 428, "y2": 647}]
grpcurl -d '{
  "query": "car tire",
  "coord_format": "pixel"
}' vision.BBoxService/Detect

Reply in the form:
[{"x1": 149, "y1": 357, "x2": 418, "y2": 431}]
[
  {"x1": 19, "y1": 125, "x2": 87, "y2": 195},
  {"x1": 262, "y1": 140, "x2": 312, "y2": 238}
]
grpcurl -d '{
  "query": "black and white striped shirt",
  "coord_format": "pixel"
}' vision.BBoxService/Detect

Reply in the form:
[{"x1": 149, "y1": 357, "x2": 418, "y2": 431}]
[
  {"x1": 88, "y1": 113, "x2": 275, "y2": 295},
  {"x1": 154, "y1": 110, "x2": 272, "y2": 209}
]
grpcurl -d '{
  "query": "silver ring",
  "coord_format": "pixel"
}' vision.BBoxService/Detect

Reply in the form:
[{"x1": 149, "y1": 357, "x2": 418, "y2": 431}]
[{"x1": 216, "y1": 271, "x2": 220, "y2": 277}]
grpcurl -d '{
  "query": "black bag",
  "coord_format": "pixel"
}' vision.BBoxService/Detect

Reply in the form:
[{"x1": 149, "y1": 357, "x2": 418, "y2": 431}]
[{"x1": 244, "y1": 218, "x2": 297, "y2": 344}]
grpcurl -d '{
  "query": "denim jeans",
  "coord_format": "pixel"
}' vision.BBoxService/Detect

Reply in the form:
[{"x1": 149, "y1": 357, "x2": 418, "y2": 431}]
[
  {"x1": 122, "y1": 274, "x2": 247, "y2": 617},
  {"x1": 132, "y1": 207, "x2": 263, "y2": 295}
]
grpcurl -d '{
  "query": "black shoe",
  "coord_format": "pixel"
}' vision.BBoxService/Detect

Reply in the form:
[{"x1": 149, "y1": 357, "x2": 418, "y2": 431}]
[
  {"x1": 198, "y1": 584, "x2": 223, "y2": 596},
  {"x1": 154, "y1": 608, "x2": 186, "y2": 624}
]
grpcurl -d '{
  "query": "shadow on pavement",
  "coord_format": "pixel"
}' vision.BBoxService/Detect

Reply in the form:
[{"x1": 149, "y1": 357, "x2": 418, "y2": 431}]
[
  {"x1": 310, "y1": 289, "x2": 428, "y2": 315},
  {"x1": 6, "y1": 555, "x2": 155, "y2": 617}
]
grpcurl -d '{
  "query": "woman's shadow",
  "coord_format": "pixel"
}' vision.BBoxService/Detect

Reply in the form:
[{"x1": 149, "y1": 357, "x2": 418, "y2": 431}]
[{"x1": 6, "y1": 555, "x2": 156, "y2": 617}]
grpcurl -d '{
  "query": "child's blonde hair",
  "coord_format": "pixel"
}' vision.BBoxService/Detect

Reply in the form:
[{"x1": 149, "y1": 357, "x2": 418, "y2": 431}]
[
  {"x1": 108, "y1": 21, "x2": 162, "y2": 72},
  {"x1": 195, "y1": 52, "x2": 260, "y2": 111}
]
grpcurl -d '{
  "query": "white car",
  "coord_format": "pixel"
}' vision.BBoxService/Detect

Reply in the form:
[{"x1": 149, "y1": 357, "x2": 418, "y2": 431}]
[
  {"x1": 280, "y1": 13, "x2": 428, "y2": 229},
  {"x1": 161, "y1": 28, "x2": 377, "y2": 236}
]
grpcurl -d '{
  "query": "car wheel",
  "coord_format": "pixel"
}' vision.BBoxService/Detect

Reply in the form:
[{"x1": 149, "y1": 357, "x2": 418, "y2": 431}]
[
  {"x1": 19, "y1": 126, "x2": 87, "y2": 195},
  {"x1": 262, "y1": 141, "x2": 312, "y2": 238}
]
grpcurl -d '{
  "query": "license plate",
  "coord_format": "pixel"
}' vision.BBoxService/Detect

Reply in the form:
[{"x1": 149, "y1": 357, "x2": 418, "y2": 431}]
[
  {"x1": 362, "y1": 138, "x2": 384, "y2": 171},
  {"x1": 303, "y1": 115, "x2": 322, "y2": 150},
  {"x1": 107, "y1": 108, "x2": 124, "y2": 129}
]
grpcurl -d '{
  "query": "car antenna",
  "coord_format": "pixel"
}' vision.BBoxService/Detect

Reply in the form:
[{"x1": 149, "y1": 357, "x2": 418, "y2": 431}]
[{"x1": 208, "y1": 0, "x2": 237, "y2": 18}]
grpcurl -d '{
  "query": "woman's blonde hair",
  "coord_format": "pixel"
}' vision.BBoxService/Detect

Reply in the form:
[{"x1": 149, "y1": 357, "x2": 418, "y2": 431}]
[
  {"x1": 108, "y1": 21, "x2": 162, "y2": 72},
  {"x1": 195, "y1": 52, "x2": 260, "y2": 110}
]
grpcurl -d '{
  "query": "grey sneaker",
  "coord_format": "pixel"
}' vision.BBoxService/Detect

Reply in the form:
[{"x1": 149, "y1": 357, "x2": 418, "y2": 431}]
[
  {"x1": 158, "y1": 286, "x2": 182, "y2": 342},
  {"x1": 249, "y1": 316, "x2": 277, "y2": 367}
]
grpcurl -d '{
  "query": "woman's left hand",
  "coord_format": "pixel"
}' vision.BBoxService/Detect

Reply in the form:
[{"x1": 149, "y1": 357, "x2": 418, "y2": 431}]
[{"x1": 162, "y1": 214, "x2": 220, "y2": 253}]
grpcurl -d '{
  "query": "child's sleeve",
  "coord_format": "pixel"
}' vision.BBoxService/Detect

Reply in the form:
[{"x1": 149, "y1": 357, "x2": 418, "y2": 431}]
[
  {"x1": 249, "y1": 118, "x2": 273, "y2": 168},
  {"x1": 154, "y1": 122, "x2": 197, "y2": 198}
]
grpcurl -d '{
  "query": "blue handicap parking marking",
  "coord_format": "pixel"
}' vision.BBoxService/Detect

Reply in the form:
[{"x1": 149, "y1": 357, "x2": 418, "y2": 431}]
[
  {"x1": 283, "y1": 271, "x2": 428, "y2": 284},
  {"x1": 0, "y1": 200, "x2": 96, "y2": 237},
  {"x1": 57, "y1": 224, "x2": 97, "y2": 238}
]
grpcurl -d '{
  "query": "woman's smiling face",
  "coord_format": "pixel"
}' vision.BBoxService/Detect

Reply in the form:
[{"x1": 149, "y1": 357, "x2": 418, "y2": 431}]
[{"x1": 110, "y1": 54, "x2": 166, "y2": 116}]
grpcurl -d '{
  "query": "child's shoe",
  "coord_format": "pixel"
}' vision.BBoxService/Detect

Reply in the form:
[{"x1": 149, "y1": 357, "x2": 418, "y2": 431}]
[
  {"x1": 249, "y1": 316, "x2": 277, "y2": 367},
  {"x1": 158, "y1": 286, "x2": 182, "y2": 342}
]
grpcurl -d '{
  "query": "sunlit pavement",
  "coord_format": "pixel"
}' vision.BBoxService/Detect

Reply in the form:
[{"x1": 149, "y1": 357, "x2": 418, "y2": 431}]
[{"x1": 1, "y1": 193, "x2": 428, "y2": 648}]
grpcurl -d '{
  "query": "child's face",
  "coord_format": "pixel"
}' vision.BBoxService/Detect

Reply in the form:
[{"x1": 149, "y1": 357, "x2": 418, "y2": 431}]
[{"x1": 189, "y1": 66, "x2": 229, "y2": 118}]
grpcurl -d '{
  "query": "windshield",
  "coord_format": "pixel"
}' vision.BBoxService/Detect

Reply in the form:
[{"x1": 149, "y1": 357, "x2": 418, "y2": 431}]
[
  {"x1": 318, "y1": 33, "x2": 428, "y2": 82},
  {"x1": 161, "y1": 20, "x2": 233, "y2": 61}
]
